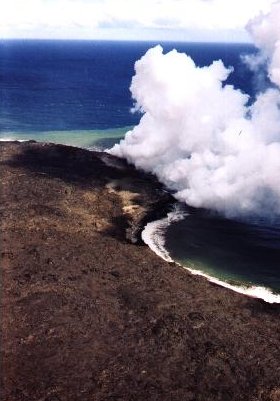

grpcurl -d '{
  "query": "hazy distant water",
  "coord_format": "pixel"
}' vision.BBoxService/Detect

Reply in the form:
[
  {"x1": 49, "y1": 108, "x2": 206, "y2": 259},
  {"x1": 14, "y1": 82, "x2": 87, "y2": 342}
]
[{"x1": 2, "y1": 39, "x2": 279, "y2": 299}]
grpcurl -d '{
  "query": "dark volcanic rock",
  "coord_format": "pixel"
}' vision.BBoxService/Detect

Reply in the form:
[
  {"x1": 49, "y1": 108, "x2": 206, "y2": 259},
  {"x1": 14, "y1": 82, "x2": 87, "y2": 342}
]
[{"x1": 1, "y1": 141, "x2": 280, "y2": 401}]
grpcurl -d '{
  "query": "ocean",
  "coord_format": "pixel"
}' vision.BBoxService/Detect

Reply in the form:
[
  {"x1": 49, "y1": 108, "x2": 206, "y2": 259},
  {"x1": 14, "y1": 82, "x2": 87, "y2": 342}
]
[
  {"x1": 1, "y1": 39, "x2": 279, "y2": 301},
  {"x1": 0, "y1": 40, "x2": 256, "y2": 145}
]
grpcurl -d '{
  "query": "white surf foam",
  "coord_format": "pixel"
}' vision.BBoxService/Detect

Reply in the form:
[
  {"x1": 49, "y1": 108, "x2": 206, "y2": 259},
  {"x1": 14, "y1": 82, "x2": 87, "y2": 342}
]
[
  {"x1": 0, "y1": 137, "x2": 27, "y2": 142},
  {"x1": 142, "y1": 210, "x2": 280, "y2": 304},
  {"x1": 141, "y1": 204, "x2": 187, "y2": 262},
  {"x1": 186, "y1": 266, "x2": 280, "y2": 304}
]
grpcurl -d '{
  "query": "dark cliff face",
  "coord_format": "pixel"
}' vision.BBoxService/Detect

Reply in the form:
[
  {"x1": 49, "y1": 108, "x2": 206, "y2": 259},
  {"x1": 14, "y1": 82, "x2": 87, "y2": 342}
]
[{"x1": 1, "y1": 141, "x2": 280, "y2": 401}]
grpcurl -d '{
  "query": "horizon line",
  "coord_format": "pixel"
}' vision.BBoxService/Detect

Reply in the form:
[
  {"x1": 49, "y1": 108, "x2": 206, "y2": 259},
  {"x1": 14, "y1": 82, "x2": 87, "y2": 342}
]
[{"x1": 0, "y1": 37, "x2": 253, "y2": 45}]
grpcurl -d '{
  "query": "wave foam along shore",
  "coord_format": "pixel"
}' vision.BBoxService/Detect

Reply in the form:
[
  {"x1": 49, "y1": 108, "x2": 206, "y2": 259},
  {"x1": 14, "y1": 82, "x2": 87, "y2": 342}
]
[
  {"x1": 142, "y1": 207, "x2": 280, "y2": 304},
  {"x1": 141, "y1": 203, "x2": 187, "y2": 262}
]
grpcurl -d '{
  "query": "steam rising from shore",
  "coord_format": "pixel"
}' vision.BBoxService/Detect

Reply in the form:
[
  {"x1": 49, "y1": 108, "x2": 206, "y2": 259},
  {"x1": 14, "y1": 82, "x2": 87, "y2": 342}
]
[{"x1": 109, "y1": 2, "x2": 280, "y2": 219}]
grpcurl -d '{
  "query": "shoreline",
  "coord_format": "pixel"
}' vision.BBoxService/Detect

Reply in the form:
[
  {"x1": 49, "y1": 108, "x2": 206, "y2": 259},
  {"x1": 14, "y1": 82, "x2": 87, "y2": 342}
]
[
  {"x1": 1, "y1": 140, "x2": 280, "y2": 401},
  {"x1": 141, "y1": 211, "x2": 280, "y2": 304}
]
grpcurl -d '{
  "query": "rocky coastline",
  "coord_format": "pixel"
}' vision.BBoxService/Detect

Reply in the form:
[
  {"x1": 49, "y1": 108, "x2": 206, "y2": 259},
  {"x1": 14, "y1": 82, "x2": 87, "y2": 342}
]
[{"x1": 1, "y1": 141, "x2": 280, "y2": 401}]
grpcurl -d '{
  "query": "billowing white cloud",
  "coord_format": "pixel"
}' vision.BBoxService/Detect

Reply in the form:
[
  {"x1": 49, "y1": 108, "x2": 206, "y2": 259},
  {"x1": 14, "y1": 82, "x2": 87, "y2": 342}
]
[
  {"x1": 247, "y1": 1, "x2": 280, "y2": 85},
  {"x1": 109, "y1": 1, "x2": 280, "y2": 219},
  {"x1": 0, "y1": 0, "x2": 276, "y2": 41}
]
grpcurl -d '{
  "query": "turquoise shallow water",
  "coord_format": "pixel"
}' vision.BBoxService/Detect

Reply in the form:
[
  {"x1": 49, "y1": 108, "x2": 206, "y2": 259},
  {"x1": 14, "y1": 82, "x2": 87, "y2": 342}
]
[{"x1": 0, "y1": 127, "x2": 130, "y2": 150}]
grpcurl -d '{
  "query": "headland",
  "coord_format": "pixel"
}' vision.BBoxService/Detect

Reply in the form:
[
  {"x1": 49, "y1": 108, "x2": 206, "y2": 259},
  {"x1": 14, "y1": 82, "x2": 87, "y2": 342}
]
[{"x1": 1, "y1": 141, "x2": 280, "y2": 401}]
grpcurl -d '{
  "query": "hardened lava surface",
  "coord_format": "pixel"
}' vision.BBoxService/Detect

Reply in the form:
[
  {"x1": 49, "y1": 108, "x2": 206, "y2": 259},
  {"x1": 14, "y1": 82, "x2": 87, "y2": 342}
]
[{"x1": 1, "y1": 141, "x2": 280, "y2": 401}]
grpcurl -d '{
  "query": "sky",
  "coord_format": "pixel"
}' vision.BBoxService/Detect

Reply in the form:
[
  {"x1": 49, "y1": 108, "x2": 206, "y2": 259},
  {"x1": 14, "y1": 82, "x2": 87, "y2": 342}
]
[{"x1": 0, "y1": 0, "x2": 277, "y2": 42}]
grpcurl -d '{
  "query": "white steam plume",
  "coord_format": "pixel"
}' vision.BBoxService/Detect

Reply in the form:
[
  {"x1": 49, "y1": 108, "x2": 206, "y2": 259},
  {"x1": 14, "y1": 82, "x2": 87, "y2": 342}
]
[
  {"x1": 109, "y1": 2, "x2": 280, "y2": 219},
  {"x1": 247, "y1": 1, "x2": 280, "y2": 87}
]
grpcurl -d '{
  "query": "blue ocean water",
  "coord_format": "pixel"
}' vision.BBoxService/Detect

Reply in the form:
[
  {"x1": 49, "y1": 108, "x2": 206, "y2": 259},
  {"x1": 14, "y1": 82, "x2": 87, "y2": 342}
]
[
  {"x1": 1, "y1": 39, "x2": 279, "y2": 300},
  {"x1": 0, "y1": 40, "x2": 256, "y2": 147},
  {"x1": 165, "y1": 208, "x2": 280, "y2": 297}
]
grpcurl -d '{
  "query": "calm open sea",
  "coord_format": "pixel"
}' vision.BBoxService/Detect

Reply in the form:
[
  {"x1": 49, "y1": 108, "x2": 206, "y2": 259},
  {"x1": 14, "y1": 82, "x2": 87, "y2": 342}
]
[
  {"x1": 1, "y1": 39, "x2": 279, "y2": 300},
  {"x1": 0, "y1": 40, "x2": 256, "y2": 145}
]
